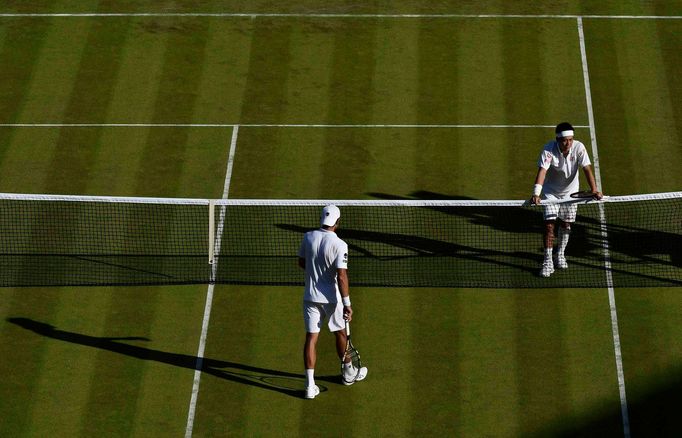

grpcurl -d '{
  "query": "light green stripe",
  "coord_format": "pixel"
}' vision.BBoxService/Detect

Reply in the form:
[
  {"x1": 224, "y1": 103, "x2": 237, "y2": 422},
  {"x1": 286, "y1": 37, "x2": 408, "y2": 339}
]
[{"x1": 457, "y1": 290, "x2": 520, "y2": 436}]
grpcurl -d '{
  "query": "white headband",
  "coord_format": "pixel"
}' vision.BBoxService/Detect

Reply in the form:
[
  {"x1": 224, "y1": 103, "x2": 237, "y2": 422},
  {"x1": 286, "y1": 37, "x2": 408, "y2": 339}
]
[{"x1": 556, "y1": 130, "x2": 574, "y2": 138}]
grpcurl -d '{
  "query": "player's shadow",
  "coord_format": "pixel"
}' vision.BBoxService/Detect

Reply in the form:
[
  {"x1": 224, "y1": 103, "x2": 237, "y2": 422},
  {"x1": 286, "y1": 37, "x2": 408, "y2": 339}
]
[{"x1": 6, "y1": 317, "x2": 335, "y2": 399}]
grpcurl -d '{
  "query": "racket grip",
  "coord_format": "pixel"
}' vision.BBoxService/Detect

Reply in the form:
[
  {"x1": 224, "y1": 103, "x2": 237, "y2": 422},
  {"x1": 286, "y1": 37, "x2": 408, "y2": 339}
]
[{"x1": 345, "y1": 321, "x2": 351, "y2": 336}]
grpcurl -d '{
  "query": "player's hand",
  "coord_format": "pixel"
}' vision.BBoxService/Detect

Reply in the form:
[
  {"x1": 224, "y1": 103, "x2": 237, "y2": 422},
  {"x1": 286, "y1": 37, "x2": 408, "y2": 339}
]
[
  {"x1": 592, "y1": 191, "x2": 604, "y2": 200},
  {"x1": 343, "y1": 306, "x2": 353, "y2": 322},
  {"x1": 531, "y1": 195, "x2": 541, "y2": 205}
]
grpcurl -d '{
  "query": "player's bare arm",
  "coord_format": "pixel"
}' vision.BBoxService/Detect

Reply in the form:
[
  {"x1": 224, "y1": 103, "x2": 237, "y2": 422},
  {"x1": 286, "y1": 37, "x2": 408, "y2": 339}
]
[
  {"x1": 298, "y1": 257, "x2": 305, "y2": 269},
  {"x1": 337, "y1": 268, "x2": 352, "y2": 322},
  {"x1": 531, "y1": 167, "x2": 547, "y2": 205},
  {"x1": 582, "y1": 165, "x2": 604, "y2": 199}
]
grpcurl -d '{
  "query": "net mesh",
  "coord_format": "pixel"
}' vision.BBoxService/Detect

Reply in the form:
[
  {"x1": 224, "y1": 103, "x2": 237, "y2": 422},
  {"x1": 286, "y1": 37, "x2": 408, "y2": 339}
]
[{"x1": 1, "y1": 193, "x2": 680, "y2": 288}]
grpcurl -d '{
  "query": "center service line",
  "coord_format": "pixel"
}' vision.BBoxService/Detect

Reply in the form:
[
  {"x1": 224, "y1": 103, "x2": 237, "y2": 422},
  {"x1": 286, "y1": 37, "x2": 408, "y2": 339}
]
[
  {"x1": 184, "y1": 125, "x2": 239, "y2": 438},
  {"x1": 577, "y1": 17, "x2": 630, "y2": 438}
]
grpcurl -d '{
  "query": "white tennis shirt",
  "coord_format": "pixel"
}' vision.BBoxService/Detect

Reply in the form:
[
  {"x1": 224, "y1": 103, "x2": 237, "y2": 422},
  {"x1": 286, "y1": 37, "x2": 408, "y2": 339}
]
[
  {"x1": 298, "y1": 228, "x2": 349, "y2": 303},
  {"x1": 538, "y1": 140, "x2": 592, "y2": 198}
]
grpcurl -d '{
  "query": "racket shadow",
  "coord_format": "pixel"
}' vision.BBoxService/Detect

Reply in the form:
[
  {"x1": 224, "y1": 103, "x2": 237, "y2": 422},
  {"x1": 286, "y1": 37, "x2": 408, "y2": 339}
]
[{"x1": 6, "y1": 317, "x2": 337, "y2": 399}]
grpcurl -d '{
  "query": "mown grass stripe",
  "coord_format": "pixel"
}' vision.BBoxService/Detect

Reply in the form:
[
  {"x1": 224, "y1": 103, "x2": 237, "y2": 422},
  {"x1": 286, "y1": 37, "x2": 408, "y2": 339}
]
[
  {"x1": 25, "y1": 289, "x2": 115, "y2": 437},
  {"x1": 190, "y1": 17, "x2": 253, "y2": 125},
  {"x1": 319, "y1": 19, "x2": 376, "y2": 198},
  {"x1": 0, "y1": 17, "x2": 93, "y2": 435},
  {"x1": 85, "y1": 18, "x2": 169, "y2": 196},
  {"x1": 134, "y1": 17, "x2": 210, "y2": 197},
  {"x1": 655, "y1": 21, "x2": 682, "y2": 176},
  {"x1": 0, "y1": 17, "x2": 91, "y2": 193},
  {"x1": 0, "y1": 18, "x2": 52, "y2": 187},
  {"x1": 501, "y1": 19, "x2": 569, "y2": 434},
  {"x1": 0, "y1": 290, "x2": 64, "y2": 436},
  {"x1": 79, "y1": 15, "x2": 211, "y2": 436},
  {"x1": 584, "y1": 21, "x2": 636, "y2": 195},
  {"x1": 411, "y1": 20, "x2": 463, "y2": 434},
  {"x1": 45, "y1": 17, "x2": 131, "y2": 194}
]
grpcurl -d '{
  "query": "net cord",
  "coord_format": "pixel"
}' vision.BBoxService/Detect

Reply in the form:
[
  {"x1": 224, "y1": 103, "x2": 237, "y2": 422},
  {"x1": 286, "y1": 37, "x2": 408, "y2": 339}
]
[{"x1": 1, "y1": 191, "x2": 679, "y2": 206}]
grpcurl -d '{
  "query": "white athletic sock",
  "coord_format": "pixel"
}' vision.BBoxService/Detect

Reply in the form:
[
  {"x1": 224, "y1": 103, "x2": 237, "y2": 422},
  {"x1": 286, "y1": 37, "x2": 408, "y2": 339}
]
[
  {"x1": 558, "y1": 228, "x2": 571, "y2": 256},
  {"x1": 306, "y1": 369, "x2": 315, "y2": 387},
  {"x1": 544, "y1": 247, "x2": 553, "y2": 260}
]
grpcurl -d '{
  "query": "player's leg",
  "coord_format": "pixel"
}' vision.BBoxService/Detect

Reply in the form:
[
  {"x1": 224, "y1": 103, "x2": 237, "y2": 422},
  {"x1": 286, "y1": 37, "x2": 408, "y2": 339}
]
[
  {"x1": 303, "y1": 302, "x2": 322, "y2": 399},
  {"x1": 541, "y1": 198, "x2": 560, "y2": 277},
  {"x1": 304, "y1": 332, "x2": 319, "y2": 370},
  {"x1": 555, "y1": 204, "x2": 577, "y2": 269},
  {"x1": 328, "y1": 303, "x2": 348, "y2": 360}
]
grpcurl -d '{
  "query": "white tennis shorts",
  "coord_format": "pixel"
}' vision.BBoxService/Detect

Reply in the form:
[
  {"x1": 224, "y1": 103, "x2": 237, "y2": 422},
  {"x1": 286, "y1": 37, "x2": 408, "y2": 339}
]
[
  {"x1": 542, "y1": 193, "x2": 578, "y2": 223},
  {"x1": 303, "y1": 301, "x2": 345, "y2": 333}
]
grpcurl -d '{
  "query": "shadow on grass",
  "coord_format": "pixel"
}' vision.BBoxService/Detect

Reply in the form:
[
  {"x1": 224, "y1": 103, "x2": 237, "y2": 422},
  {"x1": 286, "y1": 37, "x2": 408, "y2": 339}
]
[
  {"x1": 530, "y1": 368, "x2": 682, "y2": 437},
  {"x1": 7, "y1": 317, "x2": 336, "y2": 399}
]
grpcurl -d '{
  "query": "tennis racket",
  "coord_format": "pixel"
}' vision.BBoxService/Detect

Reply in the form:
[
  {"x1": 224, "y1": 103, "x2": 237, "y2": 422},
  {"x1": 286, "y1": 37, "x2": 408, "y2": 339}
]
[
  {"x1": 570, "y1": 190, "x2": 600, "y2": 199},
  {"x1": 341, "y1": 321, "x2": 362, "y2": 384}
]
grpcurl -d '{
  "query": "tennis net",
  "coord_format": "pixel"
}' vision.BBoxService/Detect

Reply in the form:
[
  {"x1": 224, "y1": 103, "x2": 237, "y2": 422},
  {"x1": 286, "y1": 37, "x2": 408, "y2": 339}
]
[{"x1": 0, "y1": 192, "x2": 680, "y2": 288}]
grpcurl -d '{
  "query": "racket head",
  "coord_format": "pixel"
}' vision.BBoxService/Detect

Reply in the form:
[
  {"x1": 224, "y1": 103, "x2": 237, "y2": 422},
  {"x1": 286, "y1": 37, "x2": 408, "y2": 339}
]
[
  {"x1": 341, "y1": 322, "x2": 362, "y2": 384},
  {"x1": 570, "y1": 190, "x2": 598, "y2": 199}
]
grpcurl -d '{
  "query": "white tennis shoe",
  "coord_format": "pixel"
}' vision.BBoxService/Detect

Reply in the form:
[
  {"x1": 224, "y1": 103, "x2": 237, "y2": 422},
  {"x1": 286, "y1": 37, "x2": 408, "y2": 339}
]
[
  {"x1": 540, "y1": 259, "x2": 555, "y2": 277},
  {"x1": 342, "y1": 365, "x2": 368, "y2": 386},
  {"x1": 356, "y1": 366, "x2": 368, "y2": 381},
  {"x1": 305, "y1": 385, "x2": 320, "y2": 399},
  {"x1": 555, "y1": 254, "x2": 568, "y2": 269}
]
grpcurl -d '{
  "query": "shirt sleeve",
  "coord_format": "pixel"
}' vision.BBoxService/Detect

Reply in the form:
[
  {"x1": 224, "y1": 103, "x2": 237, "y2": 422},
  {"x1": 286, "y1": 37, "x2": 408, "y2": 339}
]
[
  {"x1": 538, "y1": 149, "x2": 553, "y2": 169},
  {"x1": 335, "y1": 241, "x2": 348, "y2": 269}
]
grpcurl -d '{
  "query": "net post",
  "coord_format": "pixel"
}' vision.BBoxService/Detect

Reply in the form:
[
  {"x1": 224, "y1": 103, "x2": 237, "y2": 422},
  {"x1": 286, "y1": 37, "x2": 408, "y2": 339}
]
[{"x1": 208, "y1": 200, "x2": 216, "y2": 265}]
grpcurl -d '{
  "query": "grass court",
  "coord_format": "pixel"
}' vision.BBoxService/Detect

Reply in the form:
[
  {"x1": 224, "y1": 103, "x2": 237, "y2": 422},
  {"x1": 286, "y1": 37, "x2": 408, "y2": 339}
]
[{"x1": 1, "y1": 1, "x2": 681, "y2": 436}]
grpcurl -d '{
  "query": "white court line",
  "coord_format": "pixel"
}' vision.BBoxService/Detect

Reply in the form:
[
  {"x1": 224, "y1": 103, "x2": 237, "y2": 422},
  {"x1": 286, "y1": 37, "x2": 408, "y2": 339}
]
[
  {"x1": 0, "y1": 123, "x2": 588, "y2": 129},
  {"x1": 577, "y1": 17, "x2": 630, "y2": 438},
  {"x1": 184, "y1": 125, "x2": 239, "y2": 438},
  {"x1": 0, "y1": 12, "x2": 680, "y2": 19}
]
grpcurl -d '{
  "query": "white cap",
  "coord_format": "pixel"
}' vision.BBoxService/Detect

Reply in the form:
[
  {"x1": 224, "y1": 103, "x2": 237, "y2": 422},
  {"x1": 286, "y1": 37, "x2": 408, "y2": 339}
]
[{"x1": 320, "y1": 205, "x2": 341, "y2": 227}]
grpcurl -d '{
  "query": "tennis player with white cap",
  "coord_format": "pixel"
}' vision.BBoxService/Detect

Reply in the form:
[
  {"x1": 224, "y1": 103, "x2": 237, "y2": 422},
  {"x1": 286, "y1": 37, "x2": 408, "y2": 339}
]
[
  {"x1": 298, "y1": 205, "x2": 367, "y2": 399},
  {"x1": 531, "y1": 122, "x2": 603, "y2": 277}
]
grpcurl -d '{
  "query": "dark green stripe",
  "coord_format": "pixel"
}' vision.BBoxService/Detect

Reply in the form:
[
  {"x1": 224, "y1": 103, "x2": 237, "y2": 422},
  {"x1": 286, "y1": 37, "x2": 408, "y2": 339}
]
[
  {"x1": 0, "y1": 289, "x2": 63, "y2": 436},
  {"x1": 238, "y1": 17, "x2": 292, "y2": 124},
  {"x1": 655, "y1": 20, "x2": 682, "y2": 186},
  {"x1": 416, "y1": 19, "x2": 461, "y2": 197},
  {"x1": 321, "y1": 19, "x2": 377, "y2": 197}
]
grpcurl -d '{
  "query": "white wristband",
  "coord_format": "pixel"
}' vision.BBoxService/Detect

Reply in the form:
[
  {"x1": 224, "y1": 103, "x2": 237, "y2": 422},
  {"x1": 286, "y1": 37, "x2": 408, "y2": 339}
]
[
  {"x1": 342, "y1": 296, "x2": 351, "y2": 307},
  {"x1": 533, "y1": 184, "x2": 542, "y2": 197}
]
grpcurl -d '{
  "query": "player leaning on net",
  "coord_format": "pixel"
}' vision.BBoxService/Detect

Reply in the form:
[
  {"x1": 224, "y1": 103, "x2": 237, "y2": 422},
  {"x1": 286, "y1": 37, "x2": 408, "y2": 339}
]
[
  {"x1": 531, "y1": 122, "x2": 603, "y2": 277},
  {"x1": 298, "y1": 205, "x2": 368, "y2": 400}
]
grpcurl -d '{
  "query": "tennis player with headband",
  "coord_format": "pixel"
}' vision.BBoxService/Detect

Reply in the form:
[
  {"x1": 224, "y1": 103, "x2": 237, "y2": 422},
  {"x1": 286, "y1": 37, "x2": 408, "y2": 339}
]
[{"x1": 531, "y1": 122, "x2": 603, "y2": 277}]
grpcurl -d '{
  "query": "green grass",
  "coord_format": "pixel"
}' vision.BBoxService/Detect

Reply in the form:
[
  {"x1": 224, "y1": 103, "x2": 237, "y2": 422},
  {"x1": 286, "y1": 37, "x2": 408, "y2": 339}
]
[{"x1": 0, "y1": 3, "x2": 681, "y2": 437}]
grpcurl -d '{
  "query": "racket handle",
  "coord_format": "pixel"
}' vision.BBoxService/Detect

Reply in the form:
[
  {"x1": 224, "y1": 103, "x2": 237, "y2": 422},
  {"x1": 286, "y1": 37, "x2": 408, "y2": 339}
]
[{"x1": 345, "y1": 321, "x2": 351, "y2": 336}]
